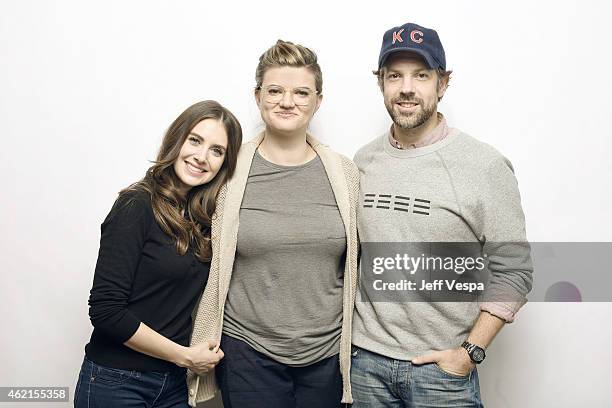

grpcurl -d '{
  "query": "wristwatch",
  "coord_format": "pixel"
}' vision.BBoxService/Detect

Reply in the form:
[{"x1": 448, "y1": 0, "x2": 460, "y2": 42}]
[{"x1": 461, "y1": 341, "x2": 486, "y2": 364}]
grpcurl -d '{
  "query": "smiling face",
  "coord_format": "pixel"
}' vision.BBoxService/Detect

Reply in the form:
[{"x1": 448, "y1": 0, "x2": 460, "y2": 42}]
[
  {"x1": 255, "y1": 66, "x2": 322, "y2": 136},
  {"x1": 382, "y1": 53, "x2": 447, "y2": 130},
  {"x1": 173, "y1": 118, "x2": 228, "y2": 194}
]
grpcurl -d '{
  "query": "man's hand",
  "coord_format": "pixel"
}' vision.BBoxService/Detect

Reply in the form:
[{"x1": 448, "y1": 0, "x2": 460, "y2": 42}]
[{"x1": 411, "y1": 347, "x2": 475, "y2": 377}]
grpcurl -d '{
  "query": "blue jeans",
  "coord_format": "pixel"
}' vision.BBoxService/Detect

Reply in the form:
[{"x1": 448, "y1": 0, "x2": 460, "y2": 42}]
[
  {"x1": 73, "y1": 357, "x2": 189, "y2": 408},
  {"x1": 350, "y1": 346, "x2": 483, "y2": 408}
]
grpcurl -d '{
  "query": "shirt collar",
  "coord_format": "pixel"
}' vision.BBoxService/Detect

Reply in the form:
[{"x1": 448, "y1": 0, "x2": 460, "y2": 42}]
[{"x1": 389, "y1": 112, "x2": 449, "y2": 150}]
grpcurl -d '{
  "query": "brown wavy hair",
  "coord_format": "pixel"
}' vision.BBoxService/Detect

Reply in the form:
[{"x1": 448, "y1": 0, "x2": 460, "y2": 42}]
[{"x1": 122, "y1": 100, "x2": 242, "y2": 261}]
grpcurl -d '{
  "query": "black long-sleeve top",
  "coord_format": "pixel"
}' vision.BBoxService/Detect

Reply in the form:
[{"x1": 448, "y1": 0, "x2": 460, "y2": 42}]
[{"x1": 85, "y1": 190, "x2": 210, "y2": 372}]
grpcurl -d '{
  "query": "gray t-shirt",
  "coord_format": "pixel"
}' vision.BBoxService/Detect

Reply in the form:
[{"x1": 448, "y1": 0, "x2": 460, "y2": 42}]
[{"x1": 223, "y1": 151, "x2": 346, "y2": 366}]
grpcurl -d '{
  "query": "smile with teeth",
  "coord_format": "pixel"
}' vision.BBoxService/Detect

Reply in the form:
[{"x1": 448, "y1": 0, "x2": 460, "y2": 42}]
[
  {"x1": 397, "y1": 102, "x2": 419, "y2": 107},
  {"x1": 186, "y1": 161, "x2": 207, "y2": 175}
]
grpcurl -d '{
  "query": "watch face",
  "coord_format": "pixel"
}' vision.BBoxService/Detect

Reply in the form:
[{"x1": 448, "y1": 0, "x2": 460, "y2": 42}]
[{"x1": 472, "y1": 348, "x2": 485, "y2": 362}]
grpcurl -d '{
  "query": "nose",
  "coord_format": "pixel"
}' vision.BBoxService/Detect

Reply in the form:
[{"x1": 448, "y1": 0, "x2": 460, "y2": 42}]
[
  {"x1": 279, "y1": 90, "x2": 295, "y2": 108},
  {"x1": 400, "y1": 77, "x2": 415, "y2": 94},
  {"x1": 192, "y1": 147, "x2": 209, "y2": 164}
]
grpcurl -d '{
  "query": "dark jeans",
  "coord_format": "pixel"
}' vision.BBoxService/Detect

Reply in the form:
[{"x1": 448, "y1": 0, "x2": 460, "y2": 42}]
[
  {"x1": 350, "y1": 346, "x2": 484, "y2": 407},
  {"x1": 216, "y1": 334, "x2": 343, "y2": 408},
  {"x1": 73, "y1": 357, "x2": 189, "y2": 408}
]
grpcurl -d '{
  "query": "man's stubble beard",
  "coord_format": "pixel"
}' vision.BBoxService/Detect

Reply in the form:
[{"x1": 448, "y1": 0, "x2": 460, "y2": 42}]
[{"x1": 385, "y1": 93, "x2": 437, "y2": 130}]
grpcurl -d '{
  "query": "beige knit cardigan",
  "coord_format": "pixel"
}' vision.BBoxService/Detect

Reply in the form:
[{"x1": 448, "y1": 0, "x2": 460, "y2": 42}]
[{"x1": 187, "y1": 132, "x2": 360, "y2": 406}]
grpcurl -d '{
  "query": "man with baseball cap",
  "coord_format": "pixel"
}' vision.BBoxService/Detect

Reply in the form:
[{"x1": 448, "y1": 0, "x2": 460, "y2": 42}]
[{"x1": 349, "y1": 22, "x2": 533, "y2": 406}]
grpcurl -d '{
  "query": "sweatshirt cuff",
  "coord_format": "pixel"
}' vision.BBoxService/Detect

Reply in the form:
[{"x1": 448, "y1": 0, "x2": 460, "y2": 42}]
[{"x1": 480, "y1": 301, "x2": 523, "y2": 323}]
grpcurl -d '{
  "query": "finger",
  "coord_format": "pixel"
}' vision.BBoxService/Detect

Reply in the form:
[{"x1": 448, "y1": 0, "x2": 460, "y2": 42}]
[
  {"x1": 412, "y1": 351, "x2": 442, "y2": 365},
  {"x1": 195, "y1": 364, "x2": 212, "y2": 374},
  {"x1": 207, "y1": 354, "x2": 221, "y2": 364},
  {"x1": 208, "y1": 340, "x2": 219, "y2": 351}
]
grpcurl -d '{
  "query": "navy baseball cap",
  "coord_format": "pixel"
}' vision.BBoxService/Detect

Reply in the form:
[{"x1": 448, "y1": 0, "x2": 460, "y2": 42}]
[{"x1": 378, "y1": 22, "x2": 446, "y2": 70}]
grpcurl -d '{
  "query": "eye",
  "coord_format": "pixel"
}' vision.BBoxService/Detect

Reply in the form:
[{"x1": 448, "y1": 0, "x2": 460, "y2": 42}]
[
  {"x1": 295, "y1": 89, "x2": 310, "y2": 97},
  {"x1": 267, "y1": 87, "x2": 283, "y2": 95},
  {"x1": 416, "y1": 72, "x2": 430, "y2": 80},
  {"x1": 387, "y1": 73, "x2": 401, "y2": 81},
  {"x1": 188, "y1": 136, "x2": 200, "y2": 145},
  {"x1": 211, "y1": 147, "x2": 225, "y2": 157}
]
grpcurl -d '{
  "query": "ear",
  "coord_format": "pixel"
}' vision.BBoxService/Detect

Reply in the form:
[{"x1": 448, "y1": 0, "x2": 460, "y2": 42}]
[
  {"x1": 437, "y1": 74, "x2": 449, "y2": 99},
  {"x1": 254, "y1": 88, "x2": 262, "y2": 110},
  {"x1": 314, "y1": 93, "x2": 323, "y2": 113},
  {"x1": 376, "y1": 68, "x2": 385, "y2": 93}
]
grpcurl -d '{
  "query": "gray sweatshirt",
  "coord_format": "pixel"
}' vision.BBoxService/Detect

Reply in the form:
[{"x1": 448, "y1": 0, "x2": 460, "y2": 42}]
[{"x1": 352, "y1": 128, "x2": 533, "y2": 360}]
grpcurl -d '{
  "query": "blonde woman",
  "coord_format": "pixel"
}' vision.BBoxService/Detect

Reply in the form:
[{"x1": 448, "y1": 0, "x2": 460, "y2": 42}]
[{"x1": 187, "y1": 41, "x2": 359, "y2": 407}]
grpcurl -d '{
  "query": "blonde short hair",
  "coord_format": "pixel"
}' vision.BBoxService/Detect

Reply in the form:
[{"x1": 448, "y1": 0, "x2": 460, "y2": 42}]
[{"x1": 255, "y1": 39, "x2": 323, "y2": 93}]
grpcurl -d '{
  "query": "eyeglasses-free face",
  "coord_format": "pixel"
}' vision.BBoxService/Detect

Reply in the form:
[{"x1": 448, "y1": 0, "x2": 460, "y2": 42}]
[
  {"x1": 173, "y1": 119, "x2": 228, "y2": 196},
  {"x1": 255, "y1": 66, "x2": 322, "y2": 136},
  {"x1": 382, "y1": 53, "x2": 446, "y2": 131}
]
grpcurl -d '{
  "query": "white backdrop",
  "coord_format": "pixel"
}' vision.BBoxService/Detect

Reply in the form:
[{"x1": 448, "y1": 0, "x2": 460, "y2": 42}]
[{"x1": 1, "y1": 1, "x2": 611, "y2": 407}]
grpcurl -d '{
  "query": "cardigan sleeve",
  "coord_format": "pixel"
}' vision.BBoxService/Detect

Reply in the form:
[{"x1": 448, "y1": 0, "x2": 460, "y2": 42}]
[{"x1": 88, "y1": 191, "x2": 152, "y2": 343}]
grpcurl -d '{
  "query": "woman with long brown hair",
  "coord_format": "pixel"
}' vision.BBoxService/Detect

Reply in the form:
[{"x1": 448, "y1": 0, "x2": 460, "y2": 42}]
[{"x1": 74, "y1": 100, "x2": 242, "y2": 407}]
